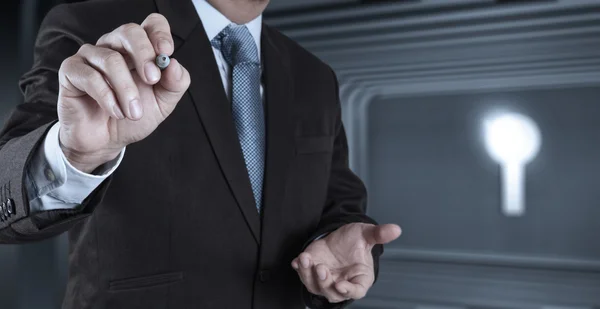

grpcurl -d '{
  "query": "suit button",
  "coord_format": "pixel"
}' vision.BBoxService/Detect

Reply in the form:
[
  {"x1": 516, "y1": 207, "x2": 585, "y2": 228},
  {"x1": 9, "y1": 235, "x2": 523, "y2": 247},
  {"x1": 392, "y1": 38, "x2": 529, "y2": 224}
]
[
  {"x1": 259, "y1": 270, "x2": 271, "y2": 283},
  {"x1": 6, "y1": 199, "x2": 14, "y2": 215}
]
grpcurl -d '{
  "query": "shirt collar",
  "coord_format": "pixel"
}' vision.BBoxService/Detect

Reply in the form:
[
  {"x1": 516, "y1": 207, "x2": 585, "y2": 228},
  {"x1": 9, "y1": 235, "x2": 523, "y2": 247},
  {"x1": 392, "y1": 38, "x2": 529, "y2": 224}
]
[{"x1": 192, "y1": 0, "x2": 263, "y2": 59}]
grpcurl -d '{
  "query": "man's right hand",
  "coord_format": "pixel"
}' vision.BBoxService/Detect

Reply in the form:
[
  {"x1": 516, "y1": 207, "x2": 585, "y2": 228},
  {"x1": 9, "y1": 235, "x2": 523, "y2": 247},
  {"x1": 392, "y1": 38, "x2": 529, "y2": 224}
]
[{"x1": 57, "y1": 13, "x2": 191, "y2": 173}]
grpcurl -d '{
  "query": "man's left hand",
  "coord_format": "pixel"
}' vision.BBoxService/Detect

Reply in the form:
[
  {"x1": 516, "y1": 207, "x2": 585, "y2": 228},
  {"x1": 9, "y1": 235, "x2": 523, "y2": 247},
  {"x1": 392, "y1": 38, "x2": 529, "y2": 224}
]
[{"x1": 291, "y1": 223, "x2": 401, "y2": 303}]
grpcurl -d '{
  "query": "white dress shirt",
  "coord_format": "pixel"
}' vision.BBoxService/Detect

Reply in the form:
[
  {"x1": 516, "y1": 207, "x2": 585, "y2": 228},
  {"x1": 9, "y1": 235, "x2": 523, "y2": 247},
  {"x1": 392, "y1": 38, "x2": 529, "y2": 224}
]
[{"x1": 27, "y1": 0, "x2": 264, "y2": 213}]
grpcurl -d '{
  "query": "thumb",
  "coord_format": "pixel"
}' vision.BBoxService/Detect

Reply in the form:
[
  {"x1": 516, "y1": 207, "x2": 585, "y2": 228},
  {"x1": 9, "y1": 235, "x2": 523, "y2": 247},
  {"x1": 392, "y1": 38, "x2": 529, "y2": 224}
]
[
  {"x1": 153, "y1": 58, "x2": 191, "y2": 115},
  {"x1": 363, "y1": 224, "x2": 402, "y2": 245}
]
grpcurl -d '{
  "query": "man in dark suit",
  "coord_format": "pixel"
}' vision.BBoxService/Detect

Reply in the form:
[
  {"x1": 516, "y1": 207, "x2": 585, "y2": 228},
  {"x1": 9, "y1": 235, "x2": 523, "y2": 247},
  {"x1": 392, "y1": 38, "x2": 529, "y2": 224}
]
[{"x1": 0, "y1": 0, "x2": 401, "y2": 308}]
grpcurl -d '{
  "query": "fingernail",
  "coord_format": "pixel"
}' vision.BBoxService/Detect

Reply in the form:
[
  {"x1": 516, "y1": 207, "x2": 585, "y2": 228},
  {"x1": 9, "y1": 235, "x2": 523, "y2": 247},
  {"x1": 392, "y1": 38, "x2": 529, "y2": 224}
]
[
  {"x1": 301, "y1": 257, "x2": 309, "y2": 269},
  {"x1": 144, "y1": 61, "x2": 160, "y2": 83},
  {"x1": 318, "y1": 271, "x2": 326, "y2": 281},
  {"x1": 112, "y1": 104, "x2": 125, "y2": 119},
  {"x1": 340, "y1": 288, "x2": 348, "y2": 294},
  {"x1": 158, "y1": 39, "x2": 172, "y2": 53},
  {"x1": 129, "y1": 99, "x2": 143, "y2": 120}
]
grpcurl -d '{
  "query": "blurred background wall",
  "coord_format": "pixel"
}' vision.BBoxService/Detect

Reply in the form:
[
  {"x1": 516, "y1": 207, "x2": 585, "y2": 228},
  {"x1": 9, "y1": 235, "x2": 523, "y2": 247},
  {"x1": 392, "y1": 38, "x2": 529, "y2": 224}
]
[{"x1": 2, "y1": 0, "x2": 600, "y2": 308}]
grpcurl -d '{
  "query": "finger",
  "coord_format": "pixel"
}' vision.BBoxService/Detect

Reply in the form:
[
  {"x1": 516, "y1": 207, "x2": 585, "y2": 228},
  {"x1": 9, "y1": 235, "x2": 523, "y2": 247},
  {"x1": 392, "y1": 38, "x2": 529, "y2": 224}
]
[
  {"x1": 59, "y1": 56, "x2": 122, "y2": 119},
  {"x1": 77, "y1": 44, "x2": 142, "y2": 120},
  {"x1": 297, "y1": 252, "x2": 312, "y2": 274},
  {"x1": 363, "y1": 224, "x2": 402, "y2": 245},
  {"x1": 337, "y1": 263, "x2": 374, "y2": 299},
  {"x1": 345, "y1": 263, "x2": 374, "y2": 284},
  {"x1": 335, "y1": 279, "x2": 368, "y2": 300},
  {"x1": 315, "y1": 263, "x2": 328, "y2": 282},
  {"x1": 141, "y1": 13, "x2": 174, "y2": 56},
  {"x1": 97, "y1": 23, "x2": 161, "y2": 85},
  {"x1": 296, "y1": 253, "x2": 318, "y2": 293},
  {"x1": 153, "y1": 58, "x2": 190, "y2": 118},
  {"x1": 314, "y1": 264, "x2": 348, "y2": 303}
]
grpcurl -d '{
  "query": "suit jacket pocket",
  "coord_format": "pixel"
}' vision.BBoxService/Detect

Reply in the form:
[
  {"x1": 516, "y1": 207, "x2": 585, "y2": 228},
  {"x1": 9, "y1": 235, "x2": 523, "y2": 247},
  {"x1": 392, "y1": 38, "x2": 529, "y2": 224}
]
[
  {"x1": 108, "y1": 272, "x2": 183, "y2": 292},
  {"x1": 296, "y1": 135, "x2": 334, "y2": 155}
]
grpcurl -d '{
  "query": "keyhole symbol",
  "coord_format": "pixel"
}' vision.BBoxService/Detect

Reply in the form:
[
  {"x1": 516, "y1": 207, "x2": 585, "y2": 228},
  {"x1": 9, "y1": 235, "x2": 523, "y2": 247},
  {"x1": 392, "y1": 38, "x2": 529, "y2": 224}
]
[{"x1": 483, "y1": 113, "x2": 541, "y2": 216}]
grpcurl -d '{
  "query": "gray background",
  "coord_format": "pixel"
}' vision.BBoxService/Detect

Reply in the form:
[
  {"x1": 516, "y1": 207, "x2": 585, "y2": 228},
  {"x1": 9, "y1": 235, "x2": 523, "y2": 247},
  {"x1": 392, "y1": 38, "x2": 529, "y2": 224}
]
[
  {"x1": 2, "y1": 0, "x2": 600, "y2": 308},
  {"x1": 370, "y1": 88, "x2": 600, "y2": 260}
]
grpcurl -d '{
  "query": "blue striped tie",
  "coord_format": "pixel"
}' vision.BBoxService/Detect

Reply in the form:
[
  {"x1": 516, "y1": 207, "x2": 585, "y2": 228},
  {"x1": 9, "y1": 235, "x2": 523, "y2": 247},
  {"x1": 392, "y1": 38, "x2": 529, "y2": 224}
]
[{"x1": 211, "y1": 25, "x2": 265, "y2": 213}]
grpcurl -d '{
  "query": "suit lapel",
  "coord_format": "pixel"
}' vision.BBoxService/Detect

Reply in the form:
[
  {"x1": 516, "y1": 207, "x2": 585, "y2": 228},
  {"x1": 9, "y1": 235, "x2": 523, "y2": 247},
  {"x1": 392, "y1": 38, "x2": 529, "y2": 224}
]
[
  {"x1": 154, "y1": 0, "x2": 198, "y2": 41},
  {"x1": 156, "y1": 0, "x2": 261, "y2": 244},
  {"x1": 260, "y1": 26, "x2": 295, "y2": 240}
]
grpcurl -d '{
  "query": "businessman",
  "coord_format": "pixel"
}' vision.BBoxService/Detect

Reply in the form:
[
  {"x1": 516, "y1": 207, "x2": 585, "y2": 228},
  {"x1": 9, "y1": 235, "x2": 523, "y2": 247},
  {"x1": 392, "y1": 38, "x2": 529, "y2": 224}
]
[{"x1": 0, "y1": 0, "x2": 401, "y2": 308}]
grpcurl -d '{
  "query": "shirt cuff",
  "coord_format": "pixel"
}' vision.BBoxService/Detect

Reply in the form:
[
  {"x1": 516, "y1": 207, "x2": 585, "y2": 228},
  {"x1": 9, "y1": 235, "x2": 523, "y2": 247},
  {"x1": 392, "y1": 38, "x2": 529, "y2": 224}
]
[
  {"x1": 314, "y1": 233, "x2": 329, "y2": 241},
  {"x1": 28, "y1": 122, "x2": 124, "y2": 206}
]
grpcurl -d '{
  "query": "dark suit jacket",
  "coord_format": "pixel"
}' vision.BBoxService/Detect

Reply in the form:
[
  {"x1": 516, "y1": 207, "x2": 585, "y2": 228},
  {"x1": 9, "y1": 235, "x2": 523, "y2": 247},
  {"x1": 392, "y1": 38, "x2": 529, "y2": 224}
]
[{"x1": 0, "y1": 0, "x2": 382, "y2": 308}]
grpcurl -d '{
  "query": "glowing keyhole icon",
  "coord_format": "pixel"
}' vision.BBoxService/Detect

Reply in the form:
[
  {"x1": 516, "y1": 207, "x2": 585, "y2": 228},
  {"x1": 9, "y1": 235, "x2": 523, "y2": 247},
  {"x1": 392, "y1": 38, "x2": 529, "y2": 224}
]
[{"x1": 483, "y1": 113, "x2": 541, "y2": 216}]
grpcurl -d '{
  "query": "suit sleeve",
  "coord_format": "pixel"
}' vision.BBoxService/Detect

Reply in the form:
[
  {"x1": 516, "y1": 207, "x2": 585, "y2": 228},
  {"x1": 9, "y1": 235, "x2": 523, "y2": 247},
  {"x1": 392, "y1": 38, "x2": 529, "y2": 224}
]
[
  {"x1": 302, "y1": 69, "x2": 384, "y2": 309},
  {"x1": 0, "y1": 4, "x2": 110, "y2": 244}
]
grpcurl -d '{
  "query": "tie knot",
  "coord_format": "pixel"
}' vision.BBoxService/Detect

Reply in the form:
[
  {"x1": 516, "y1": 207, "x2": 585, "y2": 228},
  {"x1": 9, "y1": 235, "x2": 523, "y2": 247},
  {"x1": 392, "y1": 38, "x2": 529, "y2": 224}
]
[{"x1": 211, "y1": 24, "x2": 259, "y2": 67}]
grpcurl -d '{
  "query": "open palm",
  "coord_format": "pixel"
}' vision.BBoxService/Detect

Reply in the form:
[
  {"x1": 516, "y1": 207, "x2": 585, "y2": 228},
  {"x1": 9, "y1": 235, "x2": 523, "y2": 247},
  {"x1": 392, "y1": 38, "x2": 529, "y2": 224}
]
[{"x1": 292, "y1": 223, "x2": 401, "y2": 303}]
